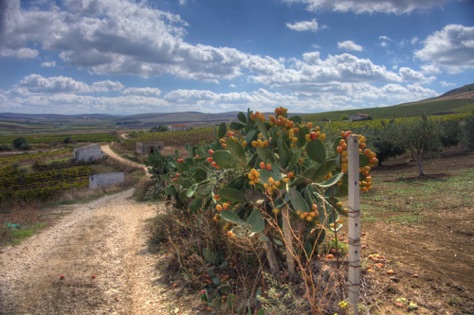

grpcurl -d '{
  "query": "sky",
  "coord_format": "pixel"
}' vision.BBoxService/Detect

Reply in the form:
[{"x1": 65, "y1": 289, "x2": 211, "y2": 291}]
[{"x1": 0, "y1": 0, "x2": 473, "y2": 115}]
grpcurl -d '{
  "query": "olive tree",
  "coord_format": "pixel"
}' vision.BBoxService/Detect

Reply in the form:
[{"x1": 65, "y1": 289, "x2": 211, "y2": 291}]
[{"x1": 398, "y1": 115, "x2": 443, "y2": 176}]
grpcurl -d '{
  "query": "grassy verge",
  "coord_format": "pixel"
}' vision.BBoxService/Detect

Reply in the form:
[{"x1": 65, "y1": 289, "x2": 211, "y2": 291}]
[{"x1": 361, "y1": 166, "x2": 473, "y2": 225}]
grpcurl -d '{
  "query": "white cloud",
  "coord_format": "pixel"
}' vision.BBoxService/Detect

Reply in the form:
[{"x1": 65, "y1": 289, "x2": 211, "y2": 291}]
[
  {"x1": 415, "y1": 24, "x2": 474, "y2": 73},
  {"x1": 283, "y1": 0, "x2": 448, "y2": 14},
  {"x1": 410, "y1": 37, "x2": 419, "y2": 45},
  {"x1": 15, "y1": 74, "x2": 91, "y2": 95},
  {"x1": 248, "y1": 52, "x2": 404, "y2": 87},
  {"x1": 398, "y1": 67, "x2": 434, "y2": 83},
  {"x1": 378, "y1": 35, "x2": 392, "y2": 48},
  {"x1": 337, "y1": 40, "x2": 363, "y2": 52},
  {"x1": 440, "y1": 81, "x2": 456, "y2": 88},
  {"x1": 286, "y1": 19, "x2": 320, "y2": 32},
  {"x1": 92, "y1": 80, "x2": 124, "y2": 92},
  {"x1": 0, "y1": 48, "x2": 39, "y2": 59},
  {"x1": 229, "y1": 84, "x2": 237, "y2": 88},
  {"x1": 1, "y1": 0, "x2": 247, "y2": 82},
  {"x1": 10, "y1": 74, "x2": 125, "y2": 95},
  {"x1": 122, "y1": 87, "x2": 162, "y2": 97},
  {"x1": 421, "y1": 63, "x2": 441, "y2": 74},
  {"x1": 1, "y1": 73, "x2": 439, "y2": 114},
  {"x1": 40, "y1": 61, "x2": 56, "y2": 68}
]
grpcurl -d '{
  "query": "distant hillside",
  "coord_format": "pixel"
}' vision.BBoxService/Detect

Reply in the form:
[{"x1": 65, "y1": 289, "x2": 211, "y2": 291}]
[
  {"x1": 302, "y1": 83, "x2": 474, "y2": 122},
  {"x1": 438, "y1": 83, "x2": 474, "y2": 98},
  {"x1": 1, "y1": 83, "x2": 473, "y2": 129}
]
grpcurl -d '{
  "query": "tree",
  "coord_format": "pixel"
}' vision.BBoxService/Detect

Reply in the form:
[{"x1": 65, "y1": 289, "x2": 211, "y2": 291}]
[
  {"x1": 398, "y1": 115, "x2": 443, "y2": 176},
  {"x1": 150, "y1": 125, "x2": 169, "y2": 132},
  {"x1": 440, "y1": 120, "x2": 462, "y2": 148},
  {"x1": 12, "y1": 137, "x2": 31, "y2": 151},
  {"x1": 368, "y1": 119, "x2": 405, "y2": 166},
  {"x1": 461, "y1": 112, "x2": 474, "y2": 150}
]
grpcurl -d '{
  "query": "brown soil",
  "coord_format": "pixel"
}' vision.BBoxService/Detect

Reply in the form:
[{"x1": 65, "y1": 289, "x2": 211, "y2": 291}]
[
  {"x1": 360, "y1": 151, "x2": 474, "y2": 314},
  {"x1": 1, "y1": 146, "x2": 472, "y2": 314},
  {"x1": 0, "y1": 189, "x2": 198, "y2": 315}
]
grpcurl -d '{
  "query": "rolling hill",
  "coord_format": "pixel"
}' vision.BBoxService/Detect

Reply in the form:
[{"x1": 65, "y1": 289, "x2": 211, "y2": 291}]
[
  {"x1": 302, "y1": 83, "x2": 474, "y2": 122},
  {"x1": 1, "y1": 83, "x2": 473, "y2": 130}
]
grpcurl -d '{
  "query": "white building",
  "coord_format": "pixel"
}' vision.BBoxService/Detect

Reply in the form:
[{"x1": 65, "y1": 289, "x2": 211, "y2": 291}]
[
  {"x1": 89, "y1": 173, "x2": 125, "y2": 189},
  {"x1": 73, "y1": 144, "x2": 104, "y2": 162}
]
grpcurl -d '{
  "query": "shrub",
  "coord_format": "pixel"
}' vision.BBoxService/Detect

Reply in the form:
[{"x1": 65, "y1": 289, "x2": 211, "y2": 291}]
[{"x1": 12, "y1": 137, "x2": 31, "y2": 150}]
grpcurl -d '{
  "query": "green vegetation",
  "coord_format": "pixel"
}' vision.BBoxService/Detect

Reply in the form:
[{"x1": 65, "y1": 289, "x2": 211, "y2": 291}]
[
  {"x1": 361, "y1": 167, "x2": 473, "y2": 226},
  {"x1": 0, "y1": 149, "x2": 71, "y2": 165},
  {"x1": 0, "y1": 165, "x2": 94, "y2": 203},
  {"x1": 146, "y1": 107, "x2": 377, "y2": 314},
  {"x1": 0, "y1": 132, "x2": 118, "y2": 146},
  {"x1": 13, "y1": 137, "x2": 32, "y2": 150},
  {"x1": 462, "y1": 112, "x2": 474, "y2": 150},
  {"x1": 117, "y1": 126, "x2": 216, "y2": 152},
  {"x1": 302, "y1": 99, "x2": 474, "y2": 122},
  {"x1": 5, "y1": 223, "x2": 47, "y2": 245}
]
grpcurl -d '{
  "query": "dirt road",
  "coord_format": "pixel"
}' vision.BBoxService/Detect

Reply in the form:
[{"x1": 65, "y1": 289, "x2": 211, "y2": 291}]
[
  {"x1": 101, "y1": 145, "x2": 150, "y2": 176},
  {"x1": 0, "y1": 189, "x2": 193, "y2": 315}
]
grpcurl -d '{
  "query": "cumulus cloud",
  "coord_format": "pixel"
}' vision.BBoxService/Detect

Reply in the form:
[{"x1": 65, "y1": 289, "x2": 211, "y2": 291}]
[
  {"x1": 122, "y1": 87, "x2": 162, "y2": 97},
  {"x1": 286, "y1": 19, "x2": 320, "y2": 32},
  {"x1": 247, "y1": 52, "x2": 405, "y2": 87},
  {"x1": 398, "y1": 67, "x2": 434, "y2": 83},
  {"x1": 283, "y1": 0, "x2": 448, "y2": 14},
  {"x1": 415, "y1": 24, "x2": 474, "y2": 72},
  {"x1": 15, "y1": 74, "x2": 91, "y2": 95},
  {"x1": 1, "y1": 72, "x2": 438, "y2": 114},
  {"x1": 337, "y1": 40, "x2": 363, "y2": 52},
  {"x1": 40, "y1": 61, "x2": 56, "y2": 68},
  {"x1": 1, "y1": 0, "x2": 246, "y2": 82},
  {"x1": 0, "y1": 48, "x2": 39, "y2": 59},
  {"x1": 92, "y1": 80, "x2": 124, "y2": 92},
  {"x1": 11, "y1": 74, "x2": 125, "y2": 95}
]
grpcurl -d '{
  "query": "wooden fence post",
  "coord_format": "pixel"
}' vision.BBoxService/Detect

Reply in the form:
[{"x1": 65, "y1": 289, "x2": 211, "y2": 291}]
[{"x1": 348, "y1": 134, "x2": 361, "y2": 314}]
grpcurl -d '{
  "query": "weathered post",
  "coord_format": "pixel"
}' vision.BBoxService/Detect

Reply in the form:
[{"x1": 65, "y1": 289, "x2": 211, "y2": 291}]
[{"x1": 348, "y1": 134, "x2": 361, "y2": 314}]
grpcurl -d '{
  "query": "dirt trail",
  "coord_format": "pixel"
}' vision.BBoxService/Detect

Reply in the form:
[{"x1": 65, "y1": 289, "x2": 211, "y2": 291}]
[
  {"x1": 0, "y1": 189, "x2": 192, "y2": 315},
  {"x1": 101, "y1": 145, "x2": 148, "y2": 173}
]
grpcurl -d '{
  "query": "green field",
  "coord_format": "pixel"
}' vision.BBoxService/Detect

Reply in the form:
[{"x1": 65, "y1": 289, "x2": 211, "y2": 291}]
[{"x1": 302, "y1": 98, "x2": 474, "y2": 122}]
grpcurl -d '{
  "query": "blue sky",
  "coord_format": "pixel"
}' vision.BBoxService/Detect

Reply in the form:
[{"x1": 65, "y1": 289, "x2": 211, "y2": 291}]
[{"x1": 0, "y1": 0, "x2": 473, "y2": 115}]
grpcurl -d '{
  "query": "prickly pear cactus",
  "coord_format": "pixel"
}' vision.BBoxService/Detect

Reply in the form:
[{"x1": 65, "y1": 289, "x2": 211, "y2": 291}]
[{"x1": 160, "y1": 107, "x2": 376, "y2": 272}]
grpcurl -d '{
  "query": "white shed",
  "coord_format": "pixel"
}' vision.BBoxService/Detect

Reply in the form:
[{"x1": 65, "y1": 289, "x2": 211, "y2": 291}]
[
  {"x1": 89, "y1": 173, "x2": 125, "y2": 189},
  {"x1": 73, "y1": 144, "x2": 104, "y2": 162}
]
